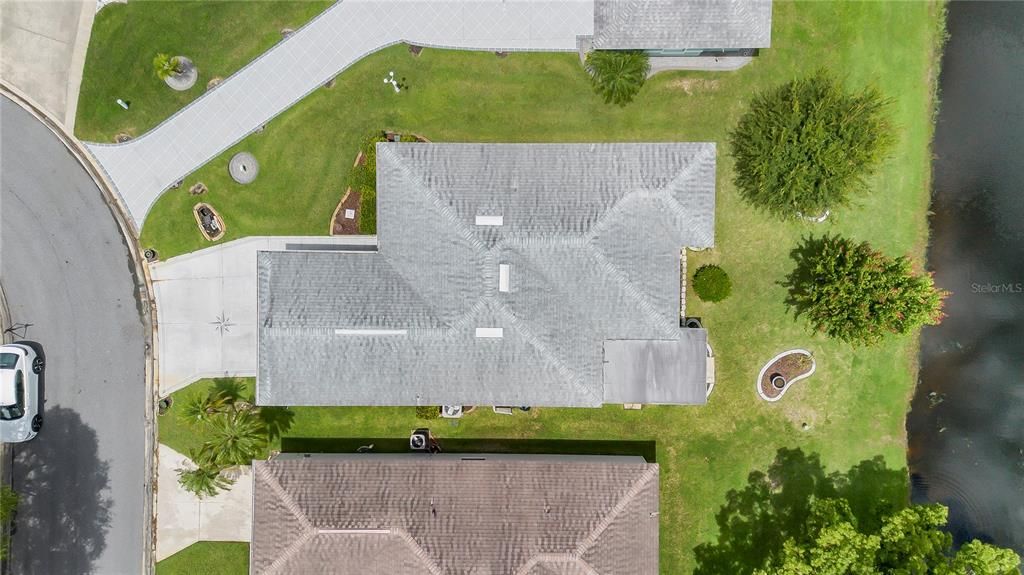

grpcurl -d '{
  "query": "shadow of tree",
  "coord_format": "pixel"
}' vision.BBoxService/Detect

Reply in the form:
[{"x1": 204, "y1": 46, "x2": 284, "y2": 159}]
[
  {"x1": 258, "y1": 407, "x2": 295, "y2": 442},
  {"x1": 779, "y1": 235, "x2": 830, "y2": 321},
  {"x1": 9, "y1": 405, "x2": 112, "y2": 575},
  {"x1": 692, "y1": 448, "x2": 908, "y2": 575}
]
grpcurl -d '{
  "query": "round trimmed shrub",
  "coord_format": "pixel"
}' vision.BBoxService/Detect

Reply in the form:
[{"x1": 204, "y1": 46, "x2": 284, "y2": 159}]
[{"x1": 693, "y1": 265, "x2": 732, "y2": 303}]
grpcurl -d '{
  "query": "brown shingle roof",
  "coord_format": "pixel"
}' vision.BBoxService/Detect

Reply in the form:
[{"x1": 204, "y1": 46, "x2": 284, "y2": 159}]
[{"x1": 251, "y1": 456, "x2": 660, "y2": 575}]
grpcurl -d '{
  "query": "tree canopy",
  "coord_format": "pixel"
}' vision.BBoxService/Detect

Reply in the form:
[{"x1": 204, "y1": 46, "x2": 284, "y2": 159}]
[
  {"x1": 783, "y1": 234, "x2": 946, "y2": 345},
  {"x1": 729, "y1": 70, "x2": 894, "y2": 219},
  {"x1": 584, "y1": 50, "x2": 650, "y2": 107},
  {"x1": 696, "y1": 448, "x2": 1021, "y2": 575}
]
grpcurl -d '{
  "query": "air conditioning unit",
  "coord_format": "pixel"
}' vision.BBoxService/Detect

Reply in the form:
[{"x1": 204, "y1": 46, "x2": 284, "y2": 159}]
[
  {"x1": 410, "y1": 428, "x2": 430, "y2": 451},
  {"x1": 441, "y1": 405, "x2": 463, "y2": 419}
]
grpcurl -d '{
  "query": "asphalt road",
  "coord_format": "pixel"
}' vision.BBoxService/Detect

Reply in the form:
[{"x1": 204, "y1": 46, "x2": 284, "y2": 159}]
[{"x1": 1, "y1": 96, "x2": 145, "y2": 574}]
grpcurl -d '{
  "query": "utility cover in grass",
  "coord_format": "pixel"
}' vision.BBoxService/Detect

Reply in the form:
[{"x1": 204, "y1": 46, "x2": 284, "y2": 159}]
[{"x1": 229, "y1": 152, "x2": 259, "y2": 184}]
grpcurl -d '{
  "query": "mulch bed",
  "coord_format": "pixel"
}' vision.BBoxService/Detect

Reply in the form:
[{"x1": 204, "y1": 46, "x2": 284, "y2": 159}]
[
  {"x1": 759, "y1": 352, "x2": 813, "y2": 400},
  {"x1": 331, "y1": 187, "x2": 361, "y2": 235}
]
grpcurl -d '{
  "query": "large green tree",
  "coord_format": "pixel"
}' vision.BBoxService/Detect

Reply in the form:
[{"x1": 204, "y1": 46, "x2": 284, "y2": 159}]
[
  {"x1": 783, "y1": 235, "x2": 946, "y2": 345},
  {"x1": 730, "y1": 70, "x2": 894, "y2": 219},
  {"x1": 584, "y1": 50, "x2": 650, "y2": 106},
  {"x1": 697, "y1": 449, "x2": 1021, "y2": 575}
]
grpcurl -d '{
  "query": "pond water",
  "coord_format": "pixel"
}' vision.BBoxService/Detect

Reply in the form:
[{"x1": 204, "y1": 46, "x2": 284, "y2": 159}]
[{"x1": 907, "y1": 0, "x2": 1024, "y2": 560}]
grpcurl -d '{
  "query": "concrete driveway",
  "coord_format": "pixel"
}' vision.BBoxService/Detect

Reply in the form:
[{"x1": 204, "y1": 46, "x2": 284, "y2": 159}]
[
  {"x1": 151, "y1": 236, "x2": 375, "y2": 396},
  {"x1": 0, "y1": 0, "x2": 96, "y2": 130},
  {"x1": 156, "y1": 445, "x2": 251, "y2": 561},
  {"x1": 1, "y1": 96, "x2": 146, "y2": 575}
]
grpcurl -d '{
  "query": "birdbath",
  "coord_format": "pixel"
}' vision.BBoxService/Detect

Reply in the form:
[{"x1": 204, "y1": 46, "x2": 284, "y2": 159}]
[
  {"x1": 229, "y1": 152, "x2": 259, "y2": 184},
  {"x1": 771, "y1": 374, "x2": 787, "y2": 390}
]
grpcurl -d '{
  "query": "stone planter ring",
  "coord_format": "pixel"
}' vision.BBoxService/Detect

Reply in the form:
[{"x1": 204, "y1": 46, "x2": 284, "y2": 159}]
[
  {"x1": 164, "y1": 56, "x2": 198, "y2": 91},
  {"x1": 756, "y1": 349, "x2": 816, "y2": 402}
]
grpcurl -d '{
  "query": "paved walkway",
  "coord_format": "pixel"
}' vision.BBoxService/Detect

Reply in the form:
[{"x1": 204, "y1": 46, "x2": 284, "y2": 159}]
[
  {"x1": 85, "y1": 0, "x2": 594, "y2": 227},
  {"x1": 151, "y1": 235, "x2": 377, "y2": 396},
  {"x1": 156, "y1": 444, "x2": 252, "y2": 561},
  {"x1": 0, "y1": 0, "x2": 96, "y2": 130}
]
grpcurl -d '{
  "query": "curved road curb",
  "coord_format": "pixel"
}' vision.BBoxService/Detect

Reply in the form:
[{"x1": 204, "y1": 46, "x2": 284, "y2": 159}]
[{"x1": 1, "y1": 80, "x2": 157, "y2": 575}]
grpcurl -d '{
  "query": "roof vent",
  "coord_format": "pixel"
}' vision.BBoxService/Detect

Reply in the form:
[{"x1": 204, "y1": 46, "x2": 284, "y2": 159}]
[
  {"x1": 475, "y1": 214, "x2": 503, "y2": 226},
  {"x1": 475, "y1": 327, "x2": 504, "y2": 338},
  {"x1": 498, "y1": 264, "x2": 510, "y2": 292}
]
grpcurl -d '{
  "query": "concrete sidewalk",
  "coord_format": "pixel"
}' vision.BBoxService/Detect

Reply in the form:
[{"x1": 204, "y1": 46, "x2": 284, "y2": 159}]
[
  {"x1": 156, "y1": 444, "x2": 252, "y2": 561},
  {"x1": 151, "y1": 235, "x2": 377, "y2": 397},
  {"x1": 0, "y1": 0, "x2": 96, "y2": 131},
  {"x1": 84, "y1": 0, "x2": 594, "y2": 227}
]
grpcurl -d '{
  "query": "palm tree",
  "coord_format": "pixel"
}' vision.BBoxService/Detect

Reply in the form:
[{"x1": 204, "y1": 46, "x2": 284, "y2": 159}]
[
  {"x1": 177, "y1": 460, "x2": 234, "y2": 499},
  {"x1": 204, "y1": 410, "x2": 267, "y2": 467},
  {"x1": 152, "y1": 53, "x2": 183, "y2": 80},
  {"x1": 584, "y1": 50, "x2": 650, "y2": 106}
]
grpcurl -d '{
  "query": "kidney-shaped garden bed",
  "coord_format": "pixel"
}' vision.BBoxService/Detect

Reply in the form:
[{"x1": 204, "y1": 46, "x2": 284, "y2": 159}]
[{"x1": 756, "y1": 349, "x2": 816, "y2": 402}]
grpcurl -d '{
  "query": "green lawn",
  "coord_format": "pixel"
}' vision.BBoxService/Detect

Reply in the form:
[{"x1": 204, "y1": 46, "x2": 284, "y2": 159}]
[
  {"x1": 145, "y1": 1, "x2": 945, "y2": 574},
  {"x1": 155, "y1": 541, "x2": 248, "y2": 575},
  {"x1": 75, "y1": 0, "x2": 330, "y2": 143}
]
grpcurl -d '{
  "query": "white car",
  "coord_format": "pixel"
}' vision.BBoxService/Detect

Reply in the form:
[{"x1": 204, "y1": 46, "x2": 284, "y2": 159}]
[{"x1": 0, "y1": 343, "x2": 44, "y2": 443}]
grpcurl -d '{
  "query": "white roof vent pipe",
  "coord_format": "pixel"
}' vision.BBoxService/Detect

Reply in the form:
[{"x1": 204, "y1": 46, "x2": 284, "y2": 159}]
[
  {"x1": 475, "y1": 214, "x2": 503, "y2": 226},
  {"x1": 499, "y1": 264, "x2": 510, "y2": 293}
]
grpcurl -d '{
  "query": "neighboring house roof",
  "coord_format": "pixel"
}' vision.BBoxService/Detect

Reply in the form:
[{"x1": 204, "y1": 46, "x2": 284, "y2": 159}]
[
  {"x1": 250, "y1": 455, "x2": 660, "y2": 575},
  {"x1": 592, "y1": 0, "x2": 773, "y2": 50},
  {"x1": 257, "y1": 143, "x2": 715, "y2": 407}
]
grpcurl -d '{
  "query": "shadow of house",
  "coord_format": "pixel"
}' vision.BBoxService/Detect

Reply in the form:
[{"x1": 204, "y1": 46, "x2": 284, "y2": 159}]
[
  {"x1": 280, "y1": 437, "x2": 657, "y2": 463},
  {"x1": 692, "y1": 448, "x2": 909, "y2": 575},
  {"x1": 9, "y1": 405, "x2": 112, "y2": 575}
]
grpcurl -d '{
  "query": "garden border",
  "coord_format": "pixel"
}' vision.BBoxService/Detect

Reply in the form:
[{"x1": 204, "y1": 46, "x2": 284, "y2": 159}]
[{"x1": 755, "y1": 348, "x2": 816, "y2": 402}]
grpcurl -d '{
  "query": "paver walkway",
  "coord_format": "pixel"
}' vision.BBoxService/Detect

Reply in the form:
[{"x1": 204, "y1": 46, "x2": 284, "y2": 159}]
[
  {"x1": 156, "y1": 444, "x2": 252, "y2": 561},
  {"x1": 151, "y1": 235, "x2": 377, "y2": 396},
  {"x1": 85, "y1": 0, "x2": 594, "y2": 227}
]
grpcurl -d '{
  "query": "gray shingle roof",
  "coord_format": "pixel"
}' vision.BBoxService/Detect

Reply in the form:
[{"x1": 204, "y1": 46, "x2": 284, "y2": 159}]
[
  {"x1": 257, "y1": 143, "x2": 715, "y2": 407},
  {"x1": 251, "y1": 456, "x2": 659, "y2": 575},
  {"x1": 593, "y1": 0, "x2": 773, "y2": 50}
]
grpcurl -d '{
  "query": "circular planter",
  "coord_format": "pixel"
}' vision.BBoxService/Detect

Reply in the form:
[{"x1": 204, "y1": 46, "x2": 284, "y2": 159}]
[
  {"x1": 756, "y1": 349, "x2": 816, "y2": 402},
  {"x1": 164, "y1": 56, "x2": 198, "y2": 91},
  {"x1": 229, "y1": 152, "x2": 259, "y2": 184}
]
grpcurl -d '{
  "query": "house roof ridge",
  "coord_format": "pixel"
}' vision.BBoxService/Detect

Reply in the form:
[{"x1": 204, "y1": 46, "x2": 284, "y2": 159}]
[
  {"x1": 256, "y1": 463, "x2": 317, "y2": 575},
  {"x1": 592, "y1": 0, "x2": 643, "y2": 49},
  {"x1": 378, "y1": 145, "x2": 487, "y2": 329},
  {"x1": 494, "y1": 302, "x2": 601, "y2": 404},
  {"x1": 574, "y1": 464, "x2": 659, "y2": 558}
]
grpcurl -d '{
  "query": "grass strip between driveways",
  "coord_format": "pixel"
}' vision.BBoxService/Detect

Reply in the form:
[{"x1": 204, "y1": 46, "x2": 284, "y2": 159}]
[
  {"x1": 145, "y1": 1, "x2": 946, "y2": 574},
  {"x1": 155, "y1": 541, "x2": 248, "y2": 575}
]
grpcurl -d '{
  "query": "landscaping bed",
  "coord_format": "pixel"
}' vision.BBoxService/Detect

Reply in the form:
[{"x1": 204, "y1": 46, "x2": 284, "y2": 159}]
[
  {"x1": 330, "y1": 188, "x2": 361, "y2": 235},
  {"x1": 758, "y1": 350, "x2": 816, "y2": 401}
]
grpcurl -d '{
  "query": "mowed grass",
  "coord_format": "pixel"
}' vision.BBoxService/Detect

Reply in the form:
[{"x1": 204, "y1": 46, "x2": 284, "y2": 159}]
[
  {"x1": 145, "y1": 2, "x2": 946, "y2": 573},
  {"x1": 155, "y1": 541, "x2": 248, "y2": 575},
  {"x1": 75, "y1": 0, "x2": 330, "y2": 142}
]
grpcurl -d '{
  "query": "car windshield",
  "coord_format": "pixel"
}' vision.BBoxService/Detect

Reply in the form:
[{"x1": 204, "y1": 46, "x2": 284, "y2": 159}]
[
  {"x1": 0, "y1": 353, "x2": 18, "y2": 369},
  {"x1": 0, "y1": 369, "x2": 25, "y2": 421}
]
